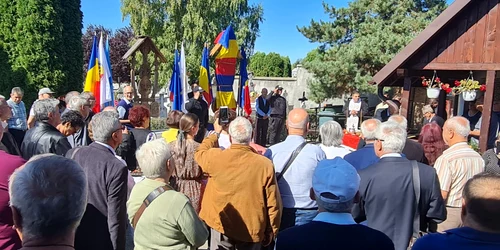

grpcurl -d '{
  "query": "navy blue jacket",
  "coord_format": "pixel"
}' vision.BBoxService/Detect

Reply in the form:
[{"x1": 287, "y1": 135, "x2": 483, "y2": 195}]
[
  {"x1": 412, "y1": 227, "x2": 500, "y2": 250},
  {"x1": 344, "y1": 143, "x2": 379, "y2": 171}
]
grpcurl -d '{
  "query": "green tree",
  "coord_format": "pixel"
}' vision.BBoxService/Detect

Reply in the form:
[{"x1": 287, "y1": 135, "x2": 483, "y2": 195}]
[
  {"x1": 298, "y1": 0, "x2": 447, "y2": 102},
  {"x1": 121, "y1": 0, "x2": 264, "y2": 85},
  {"x1": 249, "y1": 52, "x2": 292, "y2": 77},
  {"x1": 0, "y1": 0, "x2": 83, "y2": 105}
]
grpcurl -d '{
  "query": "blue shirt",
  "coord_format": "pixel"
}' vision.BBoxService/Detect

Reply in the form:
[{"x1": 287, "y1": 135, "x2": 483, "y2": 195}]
[
  {"x1": 7, "y1": 99, "x2": 27, "y2": 131},
  {"x1": 255, "y1": 97, "x2": 271, "y2": 117},
  {"x1": 412, "y1": 227, "x2": 500, "y2": 250},
  {"x1": 344, "y1": 143, "x2": 379, "y2": 171},
  {"x1": 269, "y1": 135, "x2": 326, "y2": 209}
]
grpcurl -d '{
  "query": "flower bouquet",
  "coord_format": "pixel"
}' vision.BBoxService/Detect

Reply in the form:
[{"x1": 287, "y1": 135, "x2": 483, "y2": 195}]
[
  {"x1": 452, "y1": 72, "x2": 486, "y2": 101},
  {"x1": 421, "y1": 71, "x2": 450, "y2": 98}
]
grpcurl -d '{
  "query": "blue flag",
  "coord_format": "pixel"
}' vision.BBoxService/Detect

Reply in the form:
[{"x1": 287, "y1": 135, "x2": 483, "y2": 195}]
[{"x1": 169, "y1": 50, "x2": 183, "y2": 111}]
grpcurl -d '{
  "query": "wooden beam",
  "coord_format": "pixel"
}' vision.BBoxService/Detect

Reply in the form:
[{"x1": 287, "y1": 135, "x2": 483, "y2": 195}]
[
  {"x1": 401, "y1": 76, "x2": 411, "y2": 118},
  {"x1": 412, "y1": 62, "x2": 500, "y2": 71},
  {"x1": 480, "y1": 70, "x2": 495, "y2": 153}
]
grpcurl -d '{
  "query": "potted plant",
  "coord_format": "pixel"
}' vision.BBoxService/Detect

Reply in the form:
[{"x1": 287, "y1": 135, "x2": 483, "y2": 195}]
[
  {"x1": 452, "y1": 72, "x2": 486, "y2": 101},
  {"x1": 421, "y1": 71, "x2": 450, "y2": 98}
]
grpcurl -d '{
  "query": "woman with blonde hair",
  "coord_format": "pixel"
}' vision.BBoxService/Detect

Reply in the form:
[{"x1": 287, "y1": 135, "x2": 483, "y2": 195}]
[{"x1": 168, "y1": 113, "x2": 204, "y2": 213}]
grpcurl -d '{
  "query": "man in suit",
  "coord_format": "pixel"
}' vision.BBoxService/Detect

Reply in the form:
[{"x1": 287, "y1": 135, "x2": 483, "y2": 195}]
[
  {"x1": 255, "y1": 88, "x2": 271, "y2": 146},
  {"x1": 422, "y1": 105, "x2": 445, "y2": 128},
  {"x1": 344, "y1": 119, "x2": 381, "y2": 171},
  {"x1": 67, "y1": 111, "x2": 128, "y2": 250},
  {"x1": 389, "y1": 115, "x2": 428, "y2": 163},
  {"x1": 352, "y1": 121, "x2": 446, "y2": 250}
]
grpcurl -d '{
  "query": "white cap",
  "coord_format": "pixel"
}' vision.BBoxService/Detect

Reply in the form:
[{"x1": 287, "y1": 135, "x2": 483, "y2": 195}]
[{"x1": 38, "y1": 88, "x2": 55, "y2": 96}]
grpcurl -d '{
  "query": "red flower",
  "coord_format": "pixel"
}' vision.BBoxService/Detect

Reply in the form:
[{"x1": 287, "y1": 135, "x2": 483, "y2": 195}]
[
  {"x1": 422, "y1": 81, "x2": 428, "y2": 87},
  {"x1": 435, "y1": 77, "x2": 441, "y2": 83},
  {"x1": 454, "y1": 80, "x2": 461, "y2": 86},
  {"x1": 480, "y1": 84, "x2": 486, "y2": 92},
  {"x1": 445, "y1": 87, "x2": 452, "y2": 94},
  {"x1": 421, "y1": 76, "x2": 426, "y2": 80},
  {"x1": 441, "y1": 83, "x2": 449, "y2": 90}
]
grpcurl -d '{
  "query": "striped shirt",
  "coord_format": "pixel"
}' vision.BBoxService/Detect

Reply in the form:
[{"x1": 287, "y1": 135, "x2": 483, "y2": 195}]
[
  {"x1": 6, "y1": 99, "x2": 27, "y2": 131},
  {"x1": 434, "y1": 142, "x2": 484, "y2": 207}
]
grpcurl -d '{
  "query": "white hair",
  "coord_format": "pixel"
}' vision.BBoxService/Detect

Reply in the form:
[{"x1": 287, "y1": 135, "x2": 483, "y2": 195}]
[
  {"x1": 11, "y1": 87, "x2": 24, "y2": 95},
  {"x1": 315, "y1": 195, "x2": 354, "y2": 213},
  {"x1": 90, "y1": 111, "x2": 120, "y2": 143},
  {"x1": 229, "y1": 117, "x2": 253, "y2": 144},
  {"x1": 65, "y1": 91, "x2": 79, "y2": 102},
  {"x1": 136, "y1": 139, "x2": 172, "y2": 178},
  {"x1": 320, "y1": 121, "x2": 343, "y2": 147},
  {"x1": 33, "y1": 98, "x2": 59, "y2": 122},
  {"x1": 360, "y1": 119, "x2": 381, "y2": 140},
  {"x1": 446, "y1": 116, "x2": 470, "y2": 138},
  {"x1": 376, "y1": 121, "x2": 407, "y2": 153},
  {"x1": 67, "y1": 95, "x2": 88, "y2": 111},
  {"x1": 388, "y1": 115, "x2": 408, "y2": 130},
  {"x1": 9, "y1": 155, "x2": 87, "y2": 240}
]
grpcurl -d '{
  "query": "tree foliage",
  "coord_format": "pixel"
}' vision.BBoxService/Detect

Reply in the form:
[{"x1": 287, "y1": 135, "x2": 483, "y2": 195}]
[
  {"x1": 121, "y1": 0, "x2": 264, "y2": 85},
  {"x1": 249, "y1": 52, "x2": 292, "y2": 77},
  {"x1": 0, "y1": 0, "x2": 83, "y2": 105},
  {"x1": 298, "y1": 0, "x2": 447, "y2": 102},
  {"x1": 82, "y1": 25, "x2": 134, "y2": 83}
]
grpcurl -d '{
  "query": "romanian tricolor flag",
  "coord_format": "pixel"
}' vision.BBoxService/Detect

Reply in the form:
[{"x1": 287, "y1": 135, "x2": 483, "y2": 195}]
[
  {"x1": 84, "y1": 36, "x2": 101, "y2": 113},
  {"x1": 239, "y1": 48, "x2": 251, "y2": 116},
  {"x1": 214, "y1": 25, "x2": 238, "y2": 109},
  {"x1": 198, "y1": 46, "x2": 213, "y2": 104}
]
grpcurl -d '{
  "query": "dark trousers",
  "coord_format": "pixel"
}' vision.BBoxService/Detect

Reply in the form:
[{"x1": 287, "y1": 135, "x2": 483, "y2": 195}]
[
  {"x1": 255, "y1": 118, "x2": 269, "y2": 147},
  {"x1": 8, "y1": 129, "x2": 25, "y2": 148},
  {"x1": 268, "y1": 117, "x2": 284, "y2": 146}
]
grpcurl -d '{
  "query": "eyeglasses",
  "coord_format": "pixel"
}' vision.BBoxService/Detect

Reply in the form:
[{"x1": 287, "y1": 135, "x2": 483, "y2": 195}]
[
  {"x1": 376, "y1": 138, "x2": 385, "y2": 142},
  {"x1": 115, "y1": 125, "x2": 125, "y2": 132}
]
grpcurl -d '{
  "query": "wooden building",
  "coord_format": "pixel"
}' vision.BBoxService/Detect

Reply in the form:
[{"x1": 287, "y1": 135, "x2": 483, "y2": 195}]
[{"x1": 371, "y1": 0, "x2": 500, "y2": 152}]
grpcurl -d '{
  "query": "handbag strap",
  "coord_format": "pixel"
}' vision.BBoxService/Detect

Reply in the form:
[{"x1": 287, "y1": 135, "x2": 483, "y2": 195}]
[
  {"x1": 277, "y1": 142, "x2": 308, "y2": 181},
  {"x1": 132, "y1": 185, "x2": 172, "y2": 228},
  {"x1": 411, "y1": 160, "x2": 421, "y2": 238}
]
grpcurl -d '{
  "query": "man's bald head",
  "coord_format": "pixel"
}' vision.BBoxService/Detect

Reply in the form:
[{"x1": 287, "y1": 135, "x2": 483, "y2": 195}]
[
  {"x1": 102, "y1": 106, "x2": 117, "y2": 113},
  {"x1": 360, "y1": 119, "x2": 381, "y2": 140},
  {"x1": 287, "y1": 108, "x2": 309, "y2": 135},
  {"x1": 463, "y1": 173, "x2": 500, "y2": 232},
  {"x1": 388, "y1": 115, "x2": 407, "y2": 130}
]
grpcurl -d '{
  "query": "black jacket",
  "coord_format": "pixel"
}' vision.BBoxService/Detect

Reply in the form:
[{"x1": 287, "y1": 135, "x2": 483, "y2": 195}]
[
  {"x1": 20, "y1": 122, "x2": 71, "y2": 160},
  {"x1": 353, "y1": 157, "x2": 446, "y2": 250},
  {"x1": 186, "y1": 97, "x2": 209, "y2": 128},
  {"x1": 67, "y1": 142, "x2": 128, "y2": 250},
  {"x1": 423, "y1": 115, "x2": 445, "y2": 128},
  {"x1": 403, "y1": 139, "x2": 428, "y2": 164},
  {"x1": 0, "y1": 131, "x2": 21, "y2": 156}
]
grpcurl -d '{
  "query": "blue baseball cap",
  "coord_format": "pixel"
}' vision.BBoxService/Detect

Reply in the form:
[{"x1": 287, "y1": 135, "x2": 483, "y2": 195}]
[{"x1": 313, "y1": 157, "x2": 360, "y2": 203}]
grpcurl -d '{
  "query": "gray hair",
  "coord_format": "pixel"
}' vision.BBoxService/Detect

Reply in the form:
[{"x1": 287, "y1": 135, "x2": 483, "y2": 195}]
[
  {"x1": 316, "y1": 195, "x2": 355, "y2": 213},
  {"x1": 90, "y1": 111, "x2": 120, "y2": 143},
  {"x1": 9, "y1": 155, "x2": 87, "y2": 240},
  {"x1": 67, "y1": 95, "x2": 88, "y2": 111},
  {"x1": 11, "y1": 87, "x2": 24, "y2": 96},
  {"x1": 320, "y1": 121, "x2": 343, "y2": 147},
  {"x1": 0, "y1": 96, "x2": 6, "y2": 106},
  {"x1": 0, "y1": 94, "x2": 5, "y2": 101},
  {"x1": 65, "y1": 91, "x2": 79, "y2": 102},
  {"x1": 33, "y1": 98, "x2": 60, "y2": 122},
  {"x1": 360, "y1": 119, "x2": 381, "y2": 140},
  {"x1": 422, "y1": 105, "x2": 434, "y2": 114},
  {"x1": 80, "y1": 91, "x2": 95, "y2": 101},
  {"x1": 136, "y1": 139, "x2": 172, "y2": 178},
  {"x1": 446, "y1": 116, "x2": 470, "y2": 138},
  {"x1": 388, "y1": 115, "x2": 408, "y2": 130},
  {"x1": 229, "y1": 117, "x2": 253, "y2": 144},
  {"x1": 376, "y1": 121, "x2": 407, "y2": 153}
]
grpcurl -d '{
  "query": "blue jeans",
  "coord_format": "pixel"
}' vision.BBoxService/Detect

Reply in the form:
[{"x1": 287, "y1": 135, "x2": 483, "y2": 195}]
[{"x1": 279, "y1": 208, "x2": 318, "y2": 231}]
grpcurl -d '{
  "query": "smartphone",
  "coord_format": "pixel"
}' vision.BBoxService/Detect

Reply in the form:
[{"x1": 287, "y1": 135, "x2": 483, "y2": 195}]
[{"x1": 219, "y1": 106, "x2": 229, "y2": 125}]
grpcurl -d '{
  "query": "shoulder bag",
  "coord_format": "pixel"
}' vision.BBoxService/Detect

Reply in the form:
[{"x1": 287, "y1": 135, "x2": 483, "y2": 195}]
[
  {"x1": 276, "y1": 142, "x2": 308, "y2": 181},
  {"x1": 132, "y1": 185, "x2": 172, "y2": 228},
  {"x1": 408, "y1": 160, "x2": 427, "y2": 249}
]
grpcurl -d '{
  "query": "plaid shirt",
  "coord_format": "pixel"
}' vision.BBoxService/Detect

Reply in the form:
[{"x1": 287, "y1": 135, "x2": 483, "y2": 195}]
[{"x1": 7, "y1": 99, "x2": 27, "y2": 131}]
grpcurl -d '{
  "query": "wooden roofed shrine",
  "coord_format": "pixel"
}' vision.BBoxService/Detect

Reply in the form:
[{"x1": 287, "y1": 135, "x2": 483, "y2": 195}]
[
  {"x1": 371, "y1": 0, "x2": 500, "y2": 152},
  {"x1": 123, "y1": 36, "x2": 167, "y2": 117}
]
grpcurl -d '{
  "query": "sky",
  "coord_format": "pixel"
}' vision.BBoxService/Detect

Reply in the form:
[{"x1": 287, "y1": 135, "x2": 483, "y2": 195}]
[
  {"x1": 81, "y1": 0, "x2": 455, "y2": 62},
  {"x1": 81, "y1": 0, "x2": 345, "y2": 62}
]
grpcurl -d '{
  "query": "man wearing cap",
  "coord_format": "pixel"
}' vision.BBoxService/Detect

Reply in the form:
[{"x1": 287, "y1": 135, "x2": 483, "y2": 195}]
[
  {"x1": 352, "y1": 121, "x2": 446, "y2": 250},
  {"x1": 27, "y1": 87, "x2": 54, "y2": 129},
  {"x1": 276, "y1": 158, "x2": 395, "y2": 250},
  {"x1": 186, "y1": 85, "x2": 209, "y2": 143},
  {"x1": 268, "y1": 85, "x2": 287, "y2": 145}
]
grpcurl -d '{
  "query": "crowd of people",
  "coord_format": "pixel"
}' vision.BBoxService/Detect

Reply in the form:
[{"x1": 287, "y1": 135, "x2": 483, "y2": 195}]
[{"x1": 0, "y1": 85, "x2": 499, "y2": 250}]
